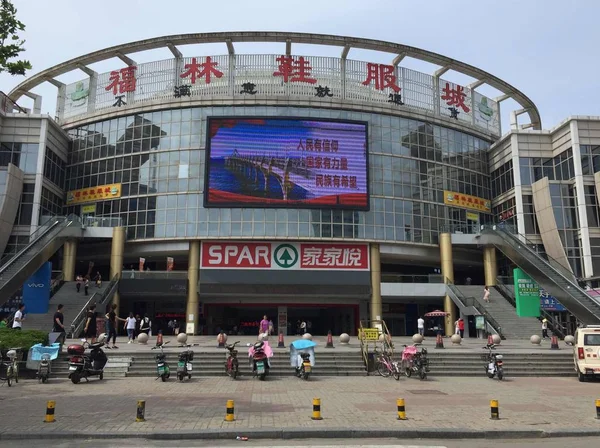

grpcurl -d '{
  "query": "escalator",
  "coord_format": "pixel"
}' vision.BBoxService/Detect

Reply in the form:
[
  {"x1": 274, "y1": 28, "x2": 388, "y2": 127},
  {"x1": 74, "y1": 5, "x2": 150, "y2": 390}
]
[
  {"x1": 480, "y1": 225, "x2": 600, "y2": 326},
  {"x1": 0, "y1": 215, "x2": 83, "y2": 301}
]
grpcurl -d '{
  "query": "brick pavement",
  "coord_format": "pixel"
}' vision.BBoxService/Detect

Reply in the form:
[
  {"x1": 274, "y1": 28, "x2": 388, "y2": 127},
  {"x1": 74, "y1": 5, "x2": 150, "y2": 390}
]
[{"x1": 1, "y1": 374, "x2": 599, "y2": 437}]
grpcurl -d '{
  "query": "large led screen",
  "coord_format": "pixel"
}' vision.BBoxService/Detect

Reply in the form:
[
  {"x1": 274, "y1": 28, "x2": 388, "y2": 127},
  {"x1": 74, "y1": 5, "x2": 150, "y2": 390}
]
[{"x1": 205, "y1": 117, "x2": 369, "y2": 209}]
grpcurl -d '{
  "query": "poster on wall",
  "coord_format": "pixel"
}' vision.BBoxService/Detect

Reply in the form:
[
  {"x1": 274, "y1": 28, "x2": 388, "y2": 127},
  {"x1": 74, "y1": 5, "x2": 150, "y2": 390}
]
[{"x1": 204, "y1": 117, "x2": 369, "y2": 210}]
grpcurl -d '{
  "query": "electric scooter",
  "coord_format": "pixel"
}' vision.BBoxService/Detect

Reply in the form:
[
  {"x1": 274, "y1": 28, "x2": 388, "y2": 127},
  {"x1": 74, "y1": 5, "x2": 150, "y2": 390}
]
[{"x1": 152, "y1": 341, "x2": 171, "y2": 382}]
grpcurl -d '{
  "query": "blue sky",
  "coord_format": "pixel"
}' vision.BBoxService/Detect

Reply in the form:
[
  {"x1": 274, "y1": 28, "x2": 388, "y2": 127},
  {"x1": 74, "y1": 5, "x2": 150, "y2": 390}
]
[{"x1": 1, "y1": 0, "x2": 598, "y2": 132}]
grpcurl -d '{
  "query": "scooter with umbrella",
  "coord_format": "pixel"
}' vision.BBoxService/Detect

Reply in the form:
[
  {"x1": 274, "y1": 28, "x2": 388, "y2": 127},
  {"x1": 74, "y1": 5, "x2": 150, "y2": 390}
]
[
  {"x1": 424, "y1": 310, "x2": 449, "y2": 336},
  {"x1": 290, "y1": 339, "x2": 316, "y2": 380}
]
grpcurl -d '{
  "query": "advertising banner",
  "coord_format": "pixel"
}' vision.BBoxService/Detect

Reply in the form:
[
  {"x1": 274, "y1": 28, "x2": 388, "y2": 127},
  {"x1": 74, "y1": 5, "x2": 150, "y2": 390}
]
[
  {"x1": 22, "y1": 262, "x2": 52, "y2": 314},
  {"x1": 201, "y1": 241, "x2": 369, "y2": 270},
  {"x1": 66, "y1": 183, "x2": 121, "y2": 205},
  {"x1": 514, "y1": 268, "x2": 540, "y2": 317},
  {"x1": 539, "y1": 289, "x2": 567, "y2": 312},
  {"x1": 443, "y1": 190, "x2": 491, "y2": 213},
  {"x1": 205, "y1": 117, "x2": 369, "y2": 210},
  {"x1": 466, "y1": 212, "x2": 479, "y2": 221},
  {"x1": 81, "y1": 204, "x2": 96, "y2": 214},
  {"x1": 475, "y1": 315, "x2": 486, "y2": 330},
  {"x1": 166, "y1": 257, "x2": 174, "y2": 271},
  {"x1": 139, "y1": 257, "x2": 145, "y2": 272}
]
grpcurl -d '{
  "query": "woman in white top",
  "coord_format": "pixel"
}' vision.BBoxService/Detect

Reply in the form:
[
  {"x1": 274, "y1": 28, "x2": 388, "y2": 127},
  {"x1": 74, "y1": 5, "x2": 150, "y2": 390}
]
[
  {"x1": 124, "y1": 312, "x2": 137, "y2": 343},
  {"x1": 483, "y1": 286, "x2": 491, "y2": 303}
]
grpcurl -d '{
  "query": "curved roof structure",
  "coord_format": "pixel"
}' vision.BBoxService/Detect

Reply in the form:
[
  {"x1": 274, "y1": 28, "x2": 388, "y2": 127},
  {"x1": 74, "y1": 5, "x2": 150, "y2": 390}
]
[{"x1": 7, "y1": 31, "x2": 541, "y2": 130}]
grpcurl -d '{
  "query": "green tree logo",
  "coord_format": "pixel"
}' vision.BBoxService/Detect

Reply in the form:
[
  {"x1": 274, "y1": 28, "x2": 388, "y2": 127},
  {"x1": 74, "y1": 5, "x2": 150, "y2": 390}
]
[{"x1": 273, "y1": 244, "x2": 299, "y2": 268}]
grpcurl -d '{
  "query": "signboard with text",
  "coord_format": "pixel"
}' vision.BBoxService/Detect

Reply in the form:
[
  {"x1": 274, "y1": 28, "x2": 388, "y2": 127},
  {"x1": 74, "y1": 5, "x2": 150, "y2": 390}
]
[
  {"x1": 514, "y1": 268, "x2": 540, "y2": 317},
  {"x1": 205, "y1": 117, "x2": 368, "y2": 210},
  {"x1": 444, "y1": 190, "x2": 491, "y2": 213},
  {"x1": 66, "y1": 183, "x2": 121, "y2": 205},
  {"x1": 539, "y1": 289, "x2": 567, "y2": 312},
  {"x1": 200, "y1": 241, "x2": 369, "y2": 270}
]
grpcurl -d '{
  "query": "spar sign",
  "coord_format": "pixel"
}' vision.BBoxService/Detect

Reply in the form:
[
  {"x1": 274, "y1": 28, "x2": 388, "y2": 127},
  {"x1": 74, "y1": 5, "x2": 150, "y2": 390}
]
[{"x1": 200, "y1": 242, "x2": 369, "y2": 270}]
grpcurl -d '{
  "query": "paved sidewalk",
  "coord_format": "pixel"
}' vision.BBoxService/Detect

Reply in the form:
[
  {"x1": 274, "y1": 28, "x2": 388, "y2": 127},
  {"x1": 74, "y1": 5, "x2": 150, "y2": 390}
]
[{"x1": 0, "y1": 375, "x2": 599, "y2": 440}]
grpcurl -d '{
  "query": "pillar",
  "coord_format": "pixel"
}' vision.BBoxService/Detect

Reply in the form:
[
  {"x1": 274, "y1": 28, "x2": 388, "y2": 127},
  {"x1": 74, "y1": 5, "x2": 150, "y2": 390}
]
[
  {"x1": 370, "y1": 243, "x2": 382, "y2": 326},
  {"x1": 109, "y1": 226, "x2": 125, "y2": 312},
  {"x1": 62, "y1": 240, "x2": 77, "y2": 281},
  {"x1": 186, "y1": 240, "x2": 200, "y2": 335},
  {"x1": 483, "y1": 246, "x2": 498, "y2": 287},
  {"x1": 439, "y1": 233, "x2": 456, "y2": 336}
]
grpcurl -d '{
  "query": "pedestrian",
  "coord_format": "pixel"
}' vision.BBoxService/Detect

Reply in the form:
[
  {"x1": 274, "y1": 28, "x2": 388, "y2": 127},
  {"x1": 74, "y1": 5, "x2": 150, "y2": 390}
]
[
  {"x1": 483, "y1": 286, "x2": 490, "y2": 303},
  {"x1": 52, "y1": 304, "x2": 66, "y2": 341},
  {"x1": 76, "y1": 275, "x2": 82, "y2": 293},
  {"x1": 84, "y1": 277, "x2": 90, "y2": 296},
  {"x1": 268, "y1": 319, "x2": 274, "y2": 335},
  {"x1": 173, "y1": 319, "x2": 179, "y2": 335},
  {"x1": 465, "y1": 276, "x2": 472, "y2": 285},
  {"x1": 454, "y1": 318, "x2": 460, "y2": 335},
  {"x1": 296, "y1": 320, "x2": 301, "y2": 335},
  {"x1": 458, "y1": 317, "x2": 465, "y2": 338},
  {"x1": 125, "y1": 312, "x2": 137, "y2": 343},
  {"x1": 135, "y1": 314, "x2": 141, "y2": 339},
  {"x1": 417, "y1": 316, "x2": 425, "y2": 336},
  {"x1": 542, "y1": 318, "x2": 549, "y2": 339},
  {"x1": 83, "y1": 304, "x2": 97, "y2": 343},
  {"x1": 259, "y1": 315, "x2": 270, "y2": 338},
  {"x1": 94, "y1": 271, "x2": 102, "y2": 288},
  {"x1": 168, "y1": 319, "x2": 174, "y2": 334},
  {"x1": 300, "y1": 320, "x2": 307, "y2": 334},
  {"x1": 130, "y1": 266, "x2": 135, "y2": 279},
  {"x1": 12, "y1": 304, "x2": 25, "y2": 330},
  {"x1": 140, "y1": 314, "x2": 151, "y2": 335},
  {"x1": 105, "y1": 303, "x2": 125, "y2": 349},
  {"x1": 307, "y1": 320, "x2": 312, "y2": 332}
]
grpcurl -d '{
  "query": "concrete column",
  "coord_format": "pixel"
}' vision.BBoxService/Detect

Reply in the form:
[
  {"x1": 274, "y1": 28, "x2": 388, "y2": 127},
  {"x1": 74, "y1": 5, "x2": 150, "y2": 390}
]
[
  {"x1": 440, "y1": 232, "x2": 456, "y2": 336},
  {"x1": 109, "y1": 227, "x2": 125, "y2": 312},
  {"x1": 483, "y1": 246, "x2": 498, "y2": 287},
  {"x1": 62, "y1": 240, "x2": 77, "y2": 281},
  {"x1": 186, "y1": 240, "x2": 200, "y2": 335},
  {"x1": 370, "y1": 243, "x2": 382, "y2": 326}
]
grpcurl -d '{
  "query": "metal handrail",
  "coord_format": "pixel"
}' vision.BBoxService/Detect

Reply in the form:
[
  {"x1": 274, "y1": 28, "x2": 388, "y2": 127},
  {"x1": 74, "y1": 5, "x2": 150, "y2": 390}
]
[
  {"x1": 482, "y1": 224, "x2": 600, "y2": 318},
  {"x1": 69, "y1": 274, "x2": 119, "y2": 338}
]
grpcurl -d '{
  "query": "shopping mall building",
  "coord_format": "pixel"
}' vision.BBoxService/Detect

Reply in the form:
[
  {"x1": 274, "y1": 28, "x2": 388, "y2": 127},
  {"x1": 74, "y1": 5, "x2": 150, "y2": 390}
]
[{"x1": 2, "y1": 32, "x2": 600, "y2": 338}]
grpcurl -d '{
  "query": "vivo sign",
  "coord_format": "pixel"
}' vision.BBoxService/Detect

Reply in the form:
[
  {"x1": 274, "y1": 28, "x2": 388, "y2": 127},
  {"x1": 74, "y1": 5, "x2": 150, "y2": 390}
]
[
  {"x1": 23, "y1": 262, "x2": 51, "y2": 314},
  {"x1": 28, "y1": 283, "x2": 45, "y2": 288}
]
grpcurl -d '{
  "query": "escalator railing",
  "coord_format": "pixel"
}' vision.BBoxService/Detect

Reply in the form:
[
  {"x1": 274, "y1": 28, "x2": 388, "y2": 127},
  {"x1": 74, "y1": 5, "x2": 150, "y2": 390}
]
[
  {"x1": 446, "y1": 281, "x2": 504, "y2": 339},
  {"x1": 481, "y1": 224, "x2": 600, "y2": 325}
]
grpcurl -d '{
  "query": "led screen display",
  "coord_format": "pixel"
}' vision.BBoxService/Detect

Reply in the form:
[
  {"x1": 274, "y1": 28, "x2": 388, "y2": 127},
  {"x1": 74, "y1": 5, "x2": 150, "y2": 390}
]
[{"x1": 205, "y1": 117, "x2": 368, "y2": 209}]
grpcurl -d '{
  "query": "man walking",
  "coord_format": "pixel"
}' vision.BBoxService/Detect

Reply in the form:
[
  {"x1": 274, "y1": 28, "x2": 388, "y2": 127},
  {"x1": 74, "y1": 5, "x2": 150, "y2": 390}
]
[
  {"x1": 12, "y1": 304, "x2": 25, "y2": 330},
  {"x1": 541, "y1": 318, "x2": 549, "y2": 339},
  {"x1": 53, "y1": 304, "x2": 66, "y2": 344},
  {"x1": 84, "y1": 278, "x2": 89, "y2": 296},
  {"x1": 76, "y1": 275, "x2": 82, "y2": 293},
  {"x1": 417, "y1": 316, "x2": 425, "y2": 336},
  {"x1": 105, "y1": 303, "x2": 125, "y2": 349},
  {"x1": 458, "y1": 317, "x2": 465, "y2": 338},
  {"x1": 84, "y1": 304, "x2": 98, "y2": 343}
]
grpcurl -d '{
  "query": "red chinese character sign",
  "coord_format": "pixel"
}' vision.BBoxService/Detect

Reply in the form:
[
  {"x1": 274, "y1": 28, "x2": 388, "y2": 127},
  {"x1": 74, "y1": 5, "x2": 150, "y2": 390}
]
[
  {"x1": 440, "y1": 82, "x2": 471, "y2": 120},
  {"x1": 105, "y1": 66, "x2": 138, "y2": 95},
  {"x1": 273, "y1": 56, "x2": 317, "y2": 84},
  {"x1": 180, "y1": 56, "x2": 224, "y2": 84},
  {"x1": 362, "y1": 63, "x2": 400, "y2": 92}
]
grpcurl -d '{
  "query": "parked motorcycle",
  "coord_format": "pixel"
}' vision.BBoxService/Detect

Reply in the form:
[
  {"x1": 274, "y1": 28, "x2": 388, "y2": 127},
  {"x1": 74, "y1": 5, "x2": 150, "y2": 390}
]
[
  {"x1": 38, "y1": 353, "x2": 51, "y2": 383},
  {"x1": 225, "y1": 341, "x2": 241, "y2": 380},
  {"x1": 177, "y1": 345, "x2": 194, "y2": 381},
  {"x1": 290, "y1": 339, "x2": 317, "y2": 380},
  {"x1": 247, "y1": 340, "x2": 273, "y2": 380},
  {"x1": 401, "y1": 344, "x2": 429, "y2": 380},
  {"x1": 482, "y1": 344, "x2": 504, "y2": 380},
  {"x1": 152, "y1": 341, "x2": 170, "y2": 382},
  {"x1": 68, "y1": 341, "x2": 108, "y2": 384}
]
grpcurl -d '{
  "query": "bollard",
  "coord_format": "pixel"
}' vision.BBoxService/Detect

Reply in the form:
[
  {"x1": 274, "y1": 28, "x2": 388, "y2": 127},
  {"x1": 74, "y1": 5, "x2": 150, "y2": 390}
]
[
  {"x1": 490, "y1": 399, "x2": 499, "y2": 420},
  {"x1": 44, "y1": 400, "x2": 56, "y2": 423},
  {"x1": 596, "y1": 399, "x2": 600, "y2": 420},
  {"x1": 435, "y1": 333, "x2": 444, "y2": 349},
  {"x1": 311, "y1": 398, "x2": 323, "y2": 420},
  {"x1": 326, "y1": 331, "x2": 334, "y2": 348},
  {"x1": 225, "y1": 399, "x2": 235, "y2": 422},
  {"x1": 397, "y1": 398, "x2": 407, "y2": 420},
  {"x1": 136, "y1": 400, "x2": 146, "y2": 422},
  {"x1": 550, "y1": 335, "x2": 559, "y2": 350},
  {"x1": 278, "y1": 331, "x2": 285, "y2": 348}
]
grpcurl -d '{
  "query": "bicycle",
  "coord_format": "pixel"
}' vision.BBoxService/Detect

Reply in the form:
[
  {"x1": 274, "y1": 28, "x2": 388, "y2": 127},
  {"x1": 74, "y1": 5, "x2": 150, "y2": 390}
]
[
  {"x1": 374, "y1": 348, "x2": 401, "y2": 380},
  {"x1": 0, "y1": 348, "x2": 21, "y2": 387}
]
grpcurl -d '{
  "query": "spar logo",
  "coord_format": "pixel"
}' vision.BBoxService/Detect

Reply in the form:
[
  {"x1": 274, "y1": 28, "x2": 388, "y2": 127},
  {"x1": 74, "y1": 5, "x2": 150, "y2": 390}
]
[{"x1": 273, "y1": 244, "x2": 298, "y2": 269}]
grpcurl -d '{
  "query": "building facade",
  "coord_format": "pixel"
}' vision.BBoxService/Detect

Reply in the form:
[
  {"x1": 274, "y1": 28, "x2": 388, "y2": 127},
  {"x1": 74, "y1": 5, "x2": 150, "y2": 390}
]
[{"x1": 2, "y1": 32, "x2": 562, "y2": 336}]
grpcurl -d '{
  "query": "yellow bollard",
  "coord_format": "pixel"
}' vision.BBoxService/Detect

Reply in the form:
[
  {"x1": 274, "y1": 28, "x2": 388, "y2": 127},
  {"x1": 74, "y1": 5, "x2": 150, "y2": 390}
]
[
  {"x1": 44, "y1": 400, "x2": 56, "y2": 423},
  {"x1": 490, "y1": 399, "x2": 499, "y2": 420},
  {"x1": 311, "y1": 398, "x2": 323, "y2": 420},
  {"x1": 136, "y1": 400, "x2": 146, "y2": 422},
  {"x1": 225, "y1": 399, "x2": 235, "y2": 422},
  {"x1": 397, "y1": 398, "x2": 407, "y2": 420},
  {"x1": 596, "y1": 399, "x2": 600, "y2": 420}
]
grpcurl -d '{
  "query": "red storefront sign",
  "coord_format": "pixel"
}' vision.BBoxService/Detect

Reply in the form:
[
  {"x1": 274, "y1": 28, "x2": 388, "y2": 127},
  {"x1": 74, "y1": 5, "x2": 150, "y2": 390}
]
[{"x1": 201, "y1": 242, "x2": 369, "y2": 270}]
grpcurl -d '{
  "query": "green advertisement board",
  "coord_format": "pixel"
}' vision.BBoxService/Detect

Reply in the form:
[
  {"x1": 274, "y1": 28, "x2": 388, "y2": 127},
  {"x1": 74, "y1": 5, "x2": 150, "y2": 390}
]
[{"x1": 513, "y1": 268, "x2": 540, "y2": 317}]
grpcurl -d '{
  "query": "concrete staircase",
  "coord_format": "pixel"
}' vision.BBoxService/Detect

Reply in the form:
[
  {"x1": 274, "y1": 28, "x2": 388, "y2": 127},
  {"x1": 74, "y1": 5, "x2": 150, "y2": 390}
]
[
  {"x1": 50, "y1": 355, "x2": 132, "y2": 378},
  {"x1": 24, "y1": 281, "x2": 108, "y2": 333},
  {"x1": 455, "y1": 285, "x2": 541, "y2": 340}
]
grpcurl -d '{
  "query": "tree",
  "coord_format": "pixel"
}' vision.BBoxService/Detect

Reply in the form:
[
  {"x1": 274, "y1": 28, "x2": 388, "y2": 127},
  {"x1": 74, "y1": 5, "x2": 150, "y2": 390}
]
[{"x1": 0, "y1": 0, "x2": 31, "y2": 76}]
